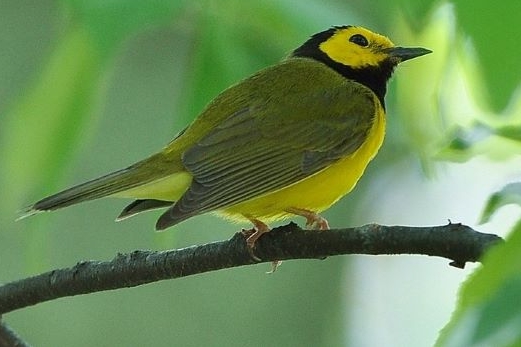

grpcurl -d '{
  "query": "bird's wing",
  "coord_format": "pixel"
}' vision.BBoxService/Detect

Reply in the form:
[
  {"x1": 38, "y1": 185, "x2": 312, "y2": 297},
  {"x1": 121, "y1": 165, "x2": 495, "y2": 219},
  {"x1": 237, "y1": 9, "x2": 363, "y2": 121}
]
[{"x1": 156, "y1": 81, "x2": 376, "y2": 228}]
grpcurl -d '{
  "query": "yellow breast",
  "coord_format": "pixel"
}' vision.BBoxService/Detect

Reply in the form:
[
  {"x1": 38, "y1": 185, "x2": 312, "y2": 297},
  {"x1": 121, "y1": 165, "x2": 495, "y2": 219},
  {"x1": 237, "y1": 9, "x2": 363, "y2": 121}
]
[{"x1": 219, "y1": 98, "x2": 386, "y2": 223}]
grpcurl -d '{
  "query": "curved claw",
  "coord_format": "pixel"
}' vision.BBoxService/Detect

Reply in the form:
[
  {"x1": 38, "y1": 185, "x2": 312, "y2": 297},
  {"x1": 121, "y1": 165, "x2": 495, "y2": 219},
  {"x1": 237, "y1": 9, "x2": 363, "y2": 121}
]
[
  {"x1": 241, "y1": 219, "x2": 271, "y2": 261},
  {"x1": 286, "y1": 208, "x2": 330, "y2": 230}
]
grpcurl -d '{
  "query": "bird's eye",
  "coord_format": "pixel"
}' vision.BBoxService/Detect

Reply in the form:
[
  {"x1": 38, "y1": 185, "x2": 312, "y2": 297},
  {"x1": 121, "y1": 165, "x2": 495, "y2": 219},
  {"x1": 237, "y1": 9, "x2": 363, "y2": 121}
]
[{"x1": 349, "y1": 34, "x2": 369, "y2": 47}]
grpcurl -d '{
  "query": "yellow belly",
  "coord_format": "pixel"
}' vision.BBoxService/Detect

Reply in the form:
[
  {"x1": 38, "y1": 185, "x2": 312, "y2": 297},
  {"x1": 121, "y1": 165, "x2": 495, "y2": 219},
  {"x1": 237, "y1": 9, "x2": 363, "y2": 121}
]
[{"x1": 219, "y1": 102, "x2": 386, "y2": 223}]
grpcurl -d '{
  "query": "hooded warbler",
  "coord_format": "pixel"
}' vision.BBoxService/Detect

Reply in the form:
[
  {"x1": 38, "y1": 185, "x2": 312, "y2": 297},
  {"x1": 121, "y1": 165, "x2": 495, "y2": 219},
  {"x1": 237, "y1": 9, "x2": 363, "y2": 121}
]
[{"x1": 22, "y1": 26, "x2": 431, "y2": 246}]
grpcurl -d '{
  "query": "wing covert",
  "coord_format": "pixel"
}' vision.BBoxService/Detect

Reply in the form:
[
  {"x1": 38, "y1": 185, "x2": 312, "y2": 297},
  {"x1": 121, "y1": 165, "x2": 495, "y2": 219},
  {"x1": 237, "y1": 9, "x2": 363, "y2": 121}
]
[{"x1": 156, "y1": 79, "x2": 377, "y2": 228}]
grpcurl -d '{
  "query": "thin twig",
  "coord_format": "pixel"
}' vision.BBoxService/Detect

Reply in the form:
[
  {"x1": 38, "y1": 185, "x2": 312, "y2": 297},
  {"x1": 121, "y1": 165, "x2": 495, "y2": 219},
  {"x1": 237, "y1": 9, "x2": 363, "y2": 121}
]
[{"x1": 0, "y1": 222, "x2": 502, "y2": 315}]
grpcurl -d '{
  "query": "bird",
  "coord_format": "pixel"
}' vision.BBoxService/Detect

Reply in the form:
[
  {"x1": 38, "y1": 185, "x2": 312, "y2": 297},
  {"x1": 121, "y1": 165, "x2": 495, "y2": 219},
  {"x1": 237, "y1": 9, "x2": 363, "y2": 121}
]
[{"x1": 21, "y1": 25, "x2": 431, "y2": 249}]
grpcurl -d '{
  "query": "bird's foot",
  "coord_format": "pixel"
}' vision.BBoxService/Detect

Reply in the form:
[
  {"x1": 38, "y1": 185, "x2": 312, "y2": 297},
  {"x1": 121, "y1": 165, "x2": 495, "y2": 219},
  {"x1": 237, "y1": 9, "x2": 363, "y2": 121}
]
[
  {"x1": 242, "y1": 219, "x2": 283, "y2": 272},
  {"x1": 267, "y1": 260, "x2": 283, "y2": 274},
  {"x1": 241, "y1": 219, "x2": 270, "y2": 262},
  {"x1": 286, "y1": 207, "x2": 330, "y2": 230}
]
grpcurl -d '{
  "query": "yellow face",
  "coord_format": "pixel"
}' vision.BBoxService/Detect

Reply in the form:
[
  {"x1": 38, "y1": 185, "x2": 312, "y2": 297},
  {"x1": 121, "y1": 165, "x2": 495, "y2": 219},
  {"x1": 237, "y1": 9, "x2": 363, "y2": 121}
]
[{"x1": 319, "y1": 26, "x2": 395, "y2": 68}]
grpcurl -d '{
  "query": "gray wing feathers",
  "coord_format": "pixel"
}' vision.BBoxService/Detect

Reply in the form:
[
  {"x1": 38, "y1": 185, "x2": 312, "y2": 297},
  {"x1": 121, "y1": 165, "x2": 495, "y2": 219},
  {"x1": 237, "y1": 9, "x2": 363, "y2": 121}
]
[{"x1": 156, "y1": 85, "x2": 376, "y2": 229}]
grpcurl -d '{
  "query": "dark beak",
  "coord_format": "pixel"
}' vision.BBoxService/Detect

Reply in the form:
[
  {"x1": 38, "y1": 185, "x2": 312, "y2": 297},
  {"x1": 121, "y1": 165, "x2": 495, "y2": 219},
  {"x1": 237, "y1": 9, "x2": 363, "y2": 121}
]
[{"x1": 387, "y1": 47, "x2": 432, "y2": 63}]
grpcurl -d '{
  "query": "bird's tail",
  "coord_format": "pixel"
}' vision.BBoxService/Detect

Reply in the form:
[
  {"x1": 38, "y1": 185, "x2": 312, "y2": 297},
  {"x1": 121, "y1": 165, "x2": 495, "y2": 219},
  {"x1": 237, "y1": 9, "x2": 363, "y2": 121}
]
[{"x1": 19, "y1": 164, "x2": 160, "y2": 219}]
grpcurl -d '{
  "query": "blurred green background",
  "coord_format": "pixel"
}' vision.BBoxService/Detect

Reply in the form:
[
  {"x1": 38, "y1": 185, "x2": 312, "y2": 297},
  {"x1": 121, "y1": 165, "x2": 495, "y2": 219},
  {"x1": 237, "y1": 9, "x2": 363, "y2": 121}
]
[{"x1": 1, "y1": 0, "x2": 521, "y2": 346}]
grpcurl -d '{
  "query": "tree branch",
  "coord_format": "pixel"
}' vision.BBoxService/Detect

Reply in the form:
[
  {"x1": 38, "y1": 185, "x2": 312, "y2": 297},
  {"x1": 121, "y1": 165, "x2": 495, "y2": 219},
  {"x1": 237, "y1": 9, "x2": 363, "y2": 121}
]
[{"x1": 0, "y1": 223, "x2": 502, "y2": 315}]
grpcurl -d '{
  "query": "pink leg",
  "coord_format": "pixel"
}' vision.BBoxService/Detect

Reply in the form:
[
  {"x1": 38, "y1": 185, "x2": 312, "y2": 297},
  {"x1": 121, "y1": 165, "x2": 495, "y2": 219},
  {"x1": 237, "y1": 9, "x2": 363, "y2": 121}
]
[
  {"x1": 285, "y1": 208, "x2": 330, "y2": 230},
  {"x1": 241, "y1": 219, "x2": 270, "y2": 262},
  {"x1": 242, "y1": 219, "x2": 282, "y2": 272},
  {"x1": 245, "y1": 219, "x2": 270, "y2": 249}
]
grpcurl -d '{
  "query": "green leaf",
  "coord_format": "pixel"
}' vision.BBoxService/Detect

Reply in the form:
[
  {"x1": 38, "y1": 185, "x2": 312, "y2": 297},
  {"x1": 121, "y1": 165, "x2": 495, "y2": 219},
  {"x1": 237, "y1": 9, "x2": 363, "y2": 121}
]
[
  {"x1": 437, "y1": 221, "x2": 521, "y2": 346},
  {"x1": 480, "y1": 183, "x2": 521, "y2": 224},
  {"x1": 441, "y1": 275, "x2": 521, "y2": 347},
  {"x1": 396, "y1": 0, "x2": 440, "y2": 29},
  {"x1": 64, "y1": 0, "x2": 186, "y2": 56},
  {"x1": 436, "y1": 121, "x2": 521, "y2": 163},
  {"x1": 454, "y1": 0, "x2": 521, "y2": 112},
  {"x1": 494, "y1": 124, "x2": 521, "y2": 143},
  {"x1": 447, "y1": 123, "x2": 493, "y2": 151},
  {"x1": 391, "y1": 8, "x2": 454, "y2": 174},
  {"x1": 0, "y1": 27, "x2": 102, "y2": 214}
]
